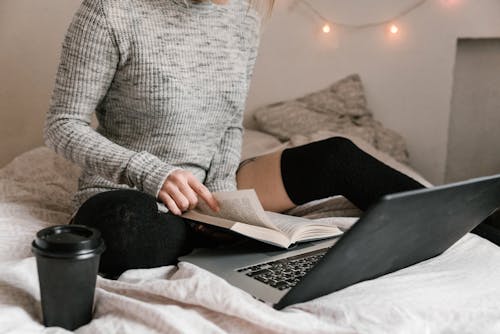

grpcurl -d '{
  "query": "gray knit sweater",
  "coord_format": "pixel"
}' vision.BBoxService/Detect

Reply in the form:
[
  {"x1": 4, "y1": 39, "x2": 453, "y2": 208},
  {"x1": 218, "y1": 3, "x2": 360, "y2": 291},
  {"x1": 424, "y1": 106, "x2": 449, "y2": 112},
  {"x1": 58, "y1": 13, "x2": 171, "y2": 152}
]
[{"x1": 44, "y1": 0, "x2": 261, "y2": 212}]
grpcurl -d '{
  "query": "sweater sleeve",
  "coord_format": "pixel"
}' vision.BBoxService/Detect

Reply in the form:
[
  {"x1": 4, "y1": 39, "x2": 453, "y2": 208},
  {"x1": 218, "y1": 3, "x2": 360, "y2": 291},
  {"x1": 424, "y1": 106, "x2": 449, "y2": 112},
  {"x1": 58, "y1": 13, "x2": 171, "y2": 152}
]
[
  {"x1": 44, "y1": 0, "x2": 178, "y2": 198},
  {"x1": 204, "y1": 114, "x2": 244, "y2": 193},
  {"x1": 204, "y1": 22, "x2": 261, "y2": 193}
]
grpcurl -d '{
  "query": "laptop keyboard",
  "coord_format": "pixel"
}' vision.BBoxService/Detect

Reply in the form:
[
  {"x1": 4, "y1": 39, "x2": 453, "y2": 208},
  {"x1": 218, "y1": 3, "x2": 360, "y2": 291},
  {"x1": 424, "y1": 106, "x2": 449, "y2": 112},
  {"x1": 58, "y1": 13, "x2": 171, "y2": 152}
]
[{"x1": 236, "y1": 248, "x2": 328, "y2": 291}]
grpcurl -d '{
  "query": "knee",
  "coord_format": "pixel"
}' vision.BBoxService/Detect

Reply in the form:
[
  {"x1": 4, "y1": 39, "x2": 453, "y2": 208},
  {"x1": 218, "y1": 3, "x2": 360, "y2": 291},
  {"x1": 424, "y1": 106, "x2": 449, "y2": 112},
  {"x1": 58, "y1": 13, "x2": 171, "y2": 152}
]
[
  {"x1": 73, "y1": 190, "x2": 192, "y2": 278},
  {"x1": 73, "y1": 189, "x2": 158, "y2": 228},
  {"x1": 320, "y1": 136, "x2": 357, "y2": 153},
  {"x1": 285, "y1": 136, "x2": 357, "y2": 164}
]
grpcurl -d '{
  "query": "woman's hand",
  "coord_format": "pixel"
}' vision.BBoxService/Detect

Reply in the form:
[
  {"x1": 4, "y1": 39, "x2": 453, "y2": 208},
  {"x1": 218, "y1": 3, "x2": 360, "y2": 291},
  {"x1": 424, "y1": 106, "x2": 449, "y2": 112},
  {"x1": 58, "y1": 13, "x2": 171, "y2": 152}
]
[{"x1": 158, "y1": 169, "x2": 220, "y2": 216}]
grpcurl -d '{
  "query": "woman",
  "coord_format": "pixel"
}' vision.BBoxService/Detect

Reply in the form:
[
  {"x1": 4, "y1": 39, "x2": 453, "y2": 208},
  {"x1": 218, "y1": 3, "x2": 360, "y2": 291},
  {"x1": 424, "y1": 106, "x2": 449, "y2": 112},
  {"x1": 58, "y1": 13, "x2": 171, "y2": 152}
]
[{"x1": 45, "y1": 0, "x2": 424, "y2": 278}]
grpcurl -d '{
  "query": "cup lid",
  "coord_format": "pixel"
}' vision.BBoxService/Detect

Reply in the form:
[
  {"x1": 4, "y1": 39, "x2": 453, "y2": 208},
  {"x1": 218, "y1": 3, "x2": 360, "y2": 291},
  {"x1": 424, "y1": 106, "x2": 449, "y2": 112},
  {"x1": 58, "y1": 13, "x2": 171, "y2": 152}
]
[{"x1": 32, "y1": 225, "x2": 105, "y2": 259}]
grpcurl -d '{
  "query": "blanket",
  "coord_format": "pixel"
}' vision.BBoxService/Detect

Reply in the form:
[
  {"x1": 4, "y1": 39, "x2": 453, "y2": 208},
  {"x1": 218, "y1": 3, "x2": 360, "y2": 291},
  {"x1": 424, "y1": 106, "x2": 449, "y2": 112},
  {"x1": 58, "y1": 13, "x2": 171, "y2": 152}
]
[
  {"x1": 2, "y1": 236, "x2": 500, "y2": 333},
  {"x1": 1, "y1": 147, "x2": 500, "y2": 333}
]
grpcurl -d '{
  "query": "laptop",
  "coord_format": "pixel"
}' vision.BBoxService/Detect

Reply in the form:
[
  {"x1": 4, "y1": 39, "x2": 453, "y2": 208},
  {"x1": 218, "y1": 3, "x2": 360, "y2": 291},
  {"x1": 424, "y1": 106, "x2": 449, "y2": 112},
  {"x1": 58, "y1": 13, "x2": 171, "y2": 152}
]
[{"x1": 179, "y1": 174, "x2": 500, "y2": 310}]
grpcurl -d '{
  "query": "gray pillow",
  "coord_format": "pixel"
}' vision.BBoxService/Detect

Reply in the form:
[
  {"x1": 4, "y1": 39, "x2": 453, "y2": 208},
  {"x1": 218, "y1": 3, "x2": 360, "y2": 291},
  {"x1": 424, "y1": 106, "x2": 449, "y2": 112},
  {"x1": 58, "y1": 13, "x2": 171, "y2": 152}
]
[
  {"x1": 252, "y1": 74, "x2": 410, "y2": 164},
  {"x1": 296, "y1": 74, "x2": 369, "y2": 117}
]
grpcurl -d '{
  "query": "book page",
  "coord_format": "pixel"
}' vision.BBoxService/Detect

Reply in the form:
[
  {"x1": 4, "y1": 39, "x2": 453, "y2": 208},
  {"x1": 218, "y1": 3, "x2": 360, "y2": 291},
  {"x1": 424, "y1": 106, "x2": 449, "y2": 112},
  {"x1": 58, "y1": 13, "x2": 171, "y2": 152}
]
[
  {"x1": 266, "y1": 212, "x2": 355, "y2": 240},
  {"x1": 231, "y1": 223, "x2": 291, "y2": 248},
  {"x1": 264, "y1": 211, "x2": 317, "y2": 236},
  {"x1": 309, "y1": 217, "x2": 359, "y2": 232},
  {"x1": 193, "y1": 189, "x2": 279, "y2": 230}
]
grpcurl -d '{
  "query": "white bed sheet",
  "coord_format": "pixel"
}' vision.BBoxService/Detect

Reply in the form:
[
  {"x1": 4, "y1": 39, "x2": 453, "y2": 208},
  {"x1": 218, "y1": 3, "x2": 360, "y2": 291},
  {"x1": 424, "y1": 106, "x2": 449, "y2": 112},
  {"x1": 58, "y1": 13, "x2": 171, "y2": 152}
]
[{"x1": 1, "y1": 147, "x2": 500, "y2": 333}]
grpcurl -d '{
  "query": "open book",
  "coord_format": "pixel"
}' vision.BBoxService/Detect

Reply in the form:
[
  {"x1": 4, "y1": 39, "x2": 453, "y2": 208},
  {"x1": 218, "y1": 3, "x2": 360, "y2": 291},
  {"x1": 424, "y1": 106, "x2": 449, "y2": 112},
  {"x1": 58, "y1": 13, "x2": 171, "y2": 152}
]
[{"x1": 177, "y1": 189, "x2": 356, "y2": 248}]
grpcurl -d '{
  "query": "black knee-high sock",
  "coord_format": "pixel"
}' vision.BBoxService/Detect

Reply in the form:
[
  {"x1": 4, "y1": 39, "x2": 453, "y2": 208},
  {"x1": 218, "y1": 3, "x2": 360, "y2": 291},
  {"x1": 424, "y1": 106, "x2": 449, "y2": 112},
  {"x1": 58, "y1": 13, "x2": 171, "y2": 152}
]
[{"x1": 280, "y1": 136, "x2": 425, "y2": 211}]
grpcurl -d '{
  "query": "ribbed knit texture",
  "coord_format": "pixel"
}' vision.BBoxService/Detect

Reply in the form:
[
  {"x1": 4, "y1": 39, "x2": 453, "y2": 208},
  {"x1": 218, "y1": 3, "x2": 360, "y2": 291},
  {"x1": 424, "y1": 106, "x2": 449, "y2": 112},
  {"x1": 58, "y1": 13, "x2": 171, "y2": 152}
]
[{"x1": 44, "y1": 0, "x2": 261, "y2": 212}]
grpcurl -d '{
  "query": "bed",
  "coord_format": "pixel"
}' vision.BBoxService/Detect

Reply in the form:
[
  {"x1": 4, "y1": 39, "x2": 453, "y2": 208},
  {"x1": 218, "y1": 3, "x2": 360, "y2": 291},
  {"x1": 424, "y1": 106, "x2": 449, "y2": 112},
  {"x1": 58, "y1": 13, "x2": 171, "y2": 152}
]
[
  {"x1": 0, "y1": 74, "x2": 500, "y2": 334},
  {"x1": 1, "y1": 127, "x2": 500, "y2": 334}
]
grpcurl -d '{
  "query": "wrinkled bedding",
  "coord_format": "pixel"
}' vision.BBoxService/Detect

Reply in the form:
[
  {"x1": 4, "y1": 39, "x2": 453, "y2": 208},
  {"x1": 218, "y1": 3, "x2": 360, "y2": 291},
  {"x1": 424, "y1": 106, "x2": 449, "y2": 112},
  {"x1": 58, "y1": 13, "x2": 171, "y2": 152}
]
[{"x1": 1, "y1": 147, "x2": 500, "y2": 333}]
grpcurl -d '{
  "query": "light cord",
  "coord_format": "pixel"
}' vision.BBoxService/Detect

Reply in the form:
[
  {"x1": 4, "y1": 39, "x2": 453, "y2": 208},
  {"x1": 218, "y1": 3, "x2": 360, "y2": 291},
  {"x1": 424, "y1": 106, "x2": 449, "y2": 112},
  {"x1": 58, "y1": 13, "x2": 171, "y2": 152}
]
[{"x1": 300, "y1": 0, "x2": 429, "y2": 30}]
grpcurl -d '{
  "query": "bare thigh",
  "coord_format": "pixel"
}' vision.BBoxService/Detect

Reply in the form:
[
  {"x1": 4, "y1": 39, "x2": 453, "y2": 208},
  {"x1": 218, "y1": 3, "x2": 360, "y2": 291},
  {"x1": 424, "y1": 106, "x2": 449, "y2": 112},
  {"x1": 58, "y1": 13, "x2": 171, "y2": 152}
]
[{"x1": 236, "y1": 149, "x2": 296, "y2": 213}]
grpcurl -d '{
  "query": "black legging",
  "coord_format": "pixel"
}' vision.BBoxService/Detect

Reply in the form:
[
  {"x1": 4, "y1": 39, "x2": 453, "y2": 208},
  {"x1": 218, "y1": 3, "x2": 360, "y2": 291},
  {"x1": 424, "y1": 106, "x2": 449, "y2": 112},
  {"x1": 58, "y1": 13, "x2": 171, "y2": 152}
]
[{"x1": 72, "y1": 189, "x2": 245, "y2": 278}]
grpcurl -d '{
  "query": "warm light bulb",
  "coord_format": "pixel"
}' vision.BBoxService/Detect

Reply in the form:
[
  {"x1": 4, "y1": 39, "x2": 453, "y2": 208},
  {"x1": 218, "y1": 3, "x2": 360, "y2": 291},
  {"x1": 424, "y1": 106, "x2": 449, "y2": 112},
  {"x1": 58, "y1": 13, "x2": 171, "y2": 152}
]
[
  {"x1": 389, "y1": 24, "x2": 399, "y2": 34},
  {"x1": 441, "y1": 0, "x2": 460, "y2": 7},
  {"x1": 322, "y1": 23, "x2": 331, "y2": 34}
]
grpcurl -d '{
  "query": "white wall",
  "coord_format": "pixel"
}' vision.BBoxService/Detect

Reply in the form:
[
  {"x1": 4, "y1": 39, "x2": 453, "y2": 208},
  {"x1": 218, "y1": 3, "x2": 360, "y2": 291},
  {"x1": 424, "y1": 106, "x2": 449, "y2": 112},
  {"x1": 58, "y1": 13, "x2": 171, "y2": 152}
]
[
  {"x1": 446, "y1": 38, "x2": 500, "y2": 182},
  {"x1": 246, "y1": 0, "x2": 500, "y2": 184},
  {"x1": 1, "y1": 0, "x2": 499, "y2": 184},
  {"x1": 0, "y1": 0, "x2": 81, "y2": 167}
]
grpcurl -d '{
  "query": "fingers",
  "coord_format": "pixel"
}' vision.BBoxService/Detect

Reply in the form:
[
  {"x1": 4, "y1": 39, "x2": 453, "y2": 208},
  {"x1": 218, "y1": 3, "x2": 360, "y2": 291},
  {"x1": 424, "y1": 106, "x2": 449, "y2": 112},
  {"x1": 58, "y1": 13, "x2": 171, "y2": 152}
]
[
  {"x1": 177, "y1": 182, "x2": 199, "y2": 210},
  {"x1": 166, "y1": 185, "x2": 191, "y2": 211},
  {"x1": 159, "y1": 169, "x2": 219, "y2": 215},
  {"x1": 158, "y1": 191, "x2": 182, "y2": 216},
  {"x1": 188, "y1": 177, "x2": 220, "y2": 212}
]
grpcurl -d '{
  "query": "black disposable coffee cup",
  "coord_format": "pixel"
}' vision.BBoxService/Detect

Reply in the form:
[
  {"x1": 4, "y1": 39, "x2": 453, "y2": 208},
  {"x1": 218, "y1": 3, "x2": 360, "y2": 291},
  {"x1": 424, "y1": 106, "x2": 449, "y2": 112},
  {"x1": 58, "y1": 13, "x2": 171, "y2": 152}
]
[{"x1": 32, "y1": 225, "x2": 105, "y2": 330}]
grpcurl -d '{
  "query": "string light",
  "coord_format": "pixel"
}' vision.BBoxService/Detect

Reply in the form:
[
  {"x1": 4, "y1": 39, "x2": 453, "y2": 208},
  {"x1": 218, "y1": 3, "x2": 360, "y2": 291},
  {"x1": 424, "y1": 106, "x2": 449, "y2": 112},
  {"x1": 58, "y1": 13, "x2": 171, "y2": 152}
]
[
  {"x1": 389, "y1": 24, "x2": 400, "y2": 34},
  {"x1": 297, "y1": 0, "x2": 430, "y2": 36}
]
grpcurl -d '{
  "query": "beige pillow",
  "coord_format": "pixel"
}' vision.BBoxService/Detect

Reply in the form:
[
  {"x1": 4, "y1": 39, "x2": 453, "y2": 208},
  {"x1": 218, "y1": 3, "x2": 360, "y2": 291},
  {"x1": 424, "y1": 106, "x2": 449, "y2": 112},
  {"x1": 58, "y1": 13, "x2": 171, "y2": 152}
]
[
  {"x1": 296, "y1": 74, "x2": 369, "y2": 117},
  {"x1": 252, "y1": 74, "x2": 410, "y2": 164},
  {"x1": 253, "y1": 74, "x2": 369, "y2": 141},
  {"x1": 252, "y1": 100, "x2": 354, "y2": 141}
]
